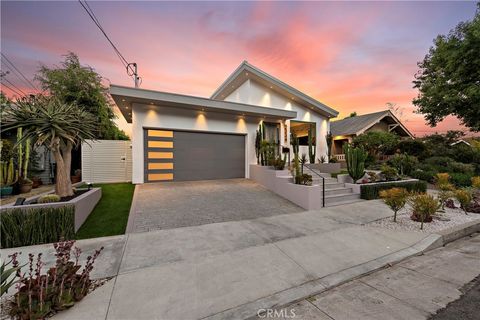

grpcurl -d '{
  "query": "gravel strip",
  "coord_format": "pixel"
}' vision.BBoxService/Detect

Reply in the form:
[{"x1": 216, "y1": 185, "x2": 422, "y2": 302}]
[{"x1": 367, "y1": 207, "x2": 480, "y2": 233}]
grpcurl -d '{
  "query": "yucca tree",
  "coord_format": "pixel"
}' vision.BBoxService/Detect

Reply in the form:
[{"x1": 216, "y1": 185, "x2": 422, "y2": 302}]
[{"x1": 1, "y1": 95, "x2": 96, "y2": 197}]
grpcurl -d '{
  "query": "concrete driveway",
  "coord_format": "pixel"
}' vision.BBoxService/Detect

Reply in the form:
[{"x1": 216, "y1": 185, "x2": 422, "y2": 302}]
[{"x1": 127, "y1": 179, "x2": 304, "y2": 233}]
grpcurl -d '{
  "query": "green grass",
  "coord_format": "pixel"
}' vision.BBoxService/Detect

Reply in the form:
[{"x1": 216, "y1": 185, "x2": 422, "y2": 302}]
[{"x1": 76, "y1": 183, "x2": 135, "y2": 239}]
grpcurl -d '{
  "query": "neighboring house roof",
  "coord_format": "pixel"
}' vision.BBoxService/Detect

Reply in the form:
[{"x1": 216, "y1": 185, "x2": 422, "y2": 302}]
[
  {"x1": 210, "y1": 61, "x2": 339, "y2": 118},
  {"x1": 450, "y1": 139, "x2": 471, "y2": 146},
  {"x1": 110, "y1": 85, "x2": 297, "y2": 123},
  {"x1": 330, "y1": 110, "x2": 414, "y2": 138}
]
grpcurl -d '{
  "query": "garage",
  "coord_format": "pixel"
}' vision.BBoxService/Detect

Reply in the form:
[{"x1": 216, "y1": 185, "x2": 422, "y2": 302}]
[{"x1": 144, "y1": 129, "x2": 245, "y2": 182}]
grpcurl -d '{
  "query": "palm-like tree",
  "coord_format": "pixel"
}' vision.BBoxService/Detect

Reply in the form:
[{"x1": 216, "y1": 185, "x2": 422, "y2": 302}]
[{"x1": 2, "y1": 95, "x2": 96, "y2": 197}]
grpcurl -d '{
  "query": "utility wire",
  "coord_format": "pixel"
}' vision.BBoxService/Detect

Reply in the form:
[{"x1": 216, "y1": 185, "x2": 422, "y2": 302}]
[
  {"x1": 78, "y1": 0, "x2": 137, "y2": 80},
  {"x1": 1, "y1": 77, "x2": 27, "y2": 96},
  {"x1": 1, "y1": 53, "x2": 38, "y2": 91},
  {"x1": 1, "y1": 81, "x2": 23, "y2": 96}
]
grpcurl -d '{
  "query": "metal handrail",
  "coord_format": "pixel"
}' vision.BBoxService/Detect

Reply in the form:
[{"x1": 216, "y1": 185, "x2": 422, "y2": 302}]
[{"x1": 304, "y1": 164, "x2": 325, "y2": 207}]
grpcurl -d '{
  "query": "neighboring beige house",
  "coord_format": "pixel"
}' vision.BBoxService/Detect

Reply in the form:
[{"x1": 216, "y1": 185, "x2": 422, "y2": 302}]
[{"x1": 330, "y1": 110, "x2": 413, "y2": 161}]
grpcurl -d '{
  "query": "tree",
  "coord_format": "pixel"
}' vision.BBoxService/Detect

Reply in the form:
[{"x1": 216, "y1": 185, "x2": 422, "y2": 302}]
[
  {"x1": 352, "y1": 131, "x2": 399, "y2": 160},
  {"x1": 348, "y1": 112, "x2": 357, "y2": 118},
  {"x1": 413, "y1": 4, "x2": 480, "y2": 131},
  {"x1": 35, "y1": 52, "x2": 128, "y2": 140},
  {"x1": 2, "y1": 96, "x2": 96, "y2": 197}
]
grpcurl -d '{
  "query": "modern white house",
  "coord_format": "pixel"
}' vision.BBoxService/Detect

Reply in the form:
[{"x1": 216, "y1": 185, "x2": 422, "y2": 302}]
[{"x1": 110, "y1": 61, "x2": 339, "y2": 184}]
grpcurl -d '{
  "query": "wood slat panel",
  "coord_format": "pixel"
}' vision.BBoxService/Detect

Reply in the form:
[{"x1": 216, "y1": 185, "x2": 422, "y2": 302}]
[
  {"x1": 148, "y1": 130, "x2": 173, "y2": 138},
  {"x1": 148, "y1": 141, "x2": 173, "y2": 148},
  {"x1": 148, "y1": 173, "x2": 173, "y2": 181},
  {"x1": 148, "y1": 162, "x2": 173, "y2": 170},
  {"x1": 148, "y1": 152, "x2": 173, "y2": 159}
]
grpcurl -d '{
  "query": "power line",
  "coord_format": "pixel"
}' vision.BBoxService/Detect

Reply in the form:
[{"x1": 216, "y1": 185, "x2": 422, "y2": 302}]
[
  {"x1": 78, "y1": 0, "x2": 140, "y2": 87},
  {"x1": 1, "y1": 53, "x2": 38, "y2": 91},
  {"x1": 1, "y1": 81, "x2": 23, "y2": 97},
  {"x1": 1, "y1": 76, "x2": 27, "y2": 96}
]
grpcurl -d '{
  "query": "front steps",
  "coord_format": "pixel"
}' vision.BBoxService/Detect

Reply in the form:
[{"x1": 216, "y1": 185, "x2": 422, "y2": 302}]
[{"x1": 305, "y1": 168, "x2": 362, "y2": 207}]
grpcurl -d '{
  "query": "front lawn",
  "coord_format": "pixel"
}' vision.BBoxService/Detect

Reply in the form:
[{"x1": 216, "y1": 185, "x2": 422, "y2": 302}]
[{"x1": 76, "y1": 183, "x2": 135, "y2": 239}]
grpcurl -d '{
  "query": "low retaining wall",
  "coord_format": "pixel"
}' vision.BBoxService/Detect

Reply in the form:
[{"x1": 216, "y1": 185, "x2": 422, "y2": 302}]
[
  {"x1": 250, "y1": 165, "x2": 323, "y2": 210},
  {"x1": 344, "y1": 179, "x2": 421, "y2": 194},
  {"x1": 1, "y1": 188, "x2": 102, "y2": 232},
  {"x1": 309, "y1": 163, "x2": 342, "y2": 174}
]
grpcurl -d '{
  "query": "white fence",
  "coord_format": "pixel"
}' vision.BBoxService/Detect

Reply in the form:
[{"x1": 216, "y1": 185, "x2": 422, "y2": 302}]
[{"x1": 81, "y1": 140, "x2": 132, "y2": 183}]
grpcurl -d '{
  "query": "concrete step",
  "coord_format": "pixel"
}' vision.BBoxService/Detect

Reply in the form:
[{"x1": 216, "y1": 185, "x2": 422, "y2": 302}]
[
  {"x1": 325, "y1": 198, "x2": 366, "y2": 207},
  {"x1": 324, "y1": 192, "x2": 361, "y2": 206},
  {"x1": 323, "y1": 187, "x2": 353, "y2": 196}
]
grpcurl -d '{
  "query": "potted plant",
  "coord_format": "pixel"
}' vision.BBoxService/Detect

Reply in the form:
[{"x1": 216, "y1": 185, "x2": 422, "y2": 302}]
[
  {"x1": 19, "y1": 177, "x2": 33, "y2": 194},
  {"x1": 71, "y1": 169, "x2": 82, "y2": 184},
  {"x1": 0, "y1": 157, "x2": 18, "y2": 196},
  {"x1": 31, "y1": 176, "x2": 43, "y2": 189}
]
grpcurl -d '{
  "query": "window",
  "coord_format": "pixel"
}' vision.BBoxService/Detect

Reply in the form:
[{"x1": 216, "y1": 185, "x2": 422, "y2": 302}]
[{"x1": 290, "y1": 121, "x2": 315, "y2": 146}]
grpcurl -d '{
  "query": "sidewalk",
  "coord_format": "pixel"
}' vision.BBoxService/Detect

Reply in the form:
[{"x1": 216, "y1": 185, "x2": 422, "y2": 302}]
[
  {"x1": 270, "y1": 233, "x2": 479, "y2": 320},
  {"x1": 2, "y1": 200, "x2": 478, "y2": 320}
]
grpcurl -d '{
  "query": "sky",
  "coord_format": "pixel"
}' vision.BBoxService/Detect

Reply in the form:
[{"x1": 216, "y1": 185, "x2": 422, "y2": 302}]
[{"x1": 1, "y1": 1, "x2": 478, "y2": 136}]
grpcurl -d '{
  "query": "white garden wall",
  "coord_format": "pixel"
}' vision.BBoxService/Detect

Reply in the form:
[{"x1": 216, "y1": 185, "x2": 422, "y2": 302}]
[{"x1": 82, "y1": 140, "x2": 132, "y2": 183}]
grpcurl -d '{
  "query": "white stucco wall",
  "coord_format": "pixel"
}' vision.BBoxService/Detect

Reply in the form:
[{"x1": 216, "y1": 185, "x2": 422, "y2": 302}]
[
  {"x1": 225, "y1": 79, "x2": 330, "y2": 161},
  {"x1": 131, "y1": 103, "x2": 267, "y2": 184}
]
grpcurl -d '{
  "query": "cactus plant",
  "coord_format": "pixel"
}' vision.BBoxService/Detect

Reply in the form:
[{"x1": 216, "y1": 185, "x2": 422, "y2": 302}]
[
  {"x1": 290, "y1": 133, "x2": 302, "y2": 182},
  {"x1": 255, "y1": 130, "x2": 262, "y2": 165},
  {"x1": 16, "y1": 128, "x2": 31, "y2": 180},
  {"x1": 0, "y1": 158, "x2": 19, "y2": 189},
  {"x1": 308, "y1": 125, "x2": 316, "y2": 164},
  {"x1": 343, "y1": 143, "x2": 367, "y2": 183}
]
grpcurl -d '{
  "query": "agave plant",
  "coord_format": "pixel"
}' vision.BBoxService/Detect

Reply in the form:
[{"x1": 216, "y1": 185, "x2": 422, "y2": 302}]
[{"x1": 1, "y1": 96, "x2": 96, "y2": 197}]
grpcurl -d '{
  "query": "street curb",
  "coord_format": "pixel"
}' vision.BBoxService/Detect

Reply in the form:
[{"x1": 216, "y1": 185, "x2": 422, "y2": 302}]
[{"x1": 205, "y1": 220, "x2": 480, "y2": 320}]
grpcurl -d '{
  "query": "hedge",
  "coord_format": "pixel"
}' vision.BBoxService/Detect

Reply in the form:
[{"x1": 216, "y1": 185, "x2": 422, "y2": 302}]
[
  {"x1": 0, "y1": 205, "x2": 75, "y2": 249},
  {"x1": 360, "y1": 180, "x2": 428, "y2": 200}
]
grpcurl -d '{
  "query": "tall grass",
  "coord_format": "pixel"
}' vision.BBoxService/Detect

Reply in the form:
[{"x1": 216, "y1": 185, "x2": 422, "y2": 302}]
[{"x1": 0, "y1": 205, "x2": 75, "y2": 248}]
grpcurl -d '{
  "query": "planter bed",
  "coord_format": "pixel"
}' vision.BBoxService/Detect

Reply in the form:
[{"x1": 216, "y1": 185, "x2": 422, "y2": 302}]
[
  {"x1": 250, "y1": 164, "x2": 323, "y2": 210},
  {"x1": 367, "y1": 207, "x2": 480, "y2": 233},
  {"x1": 344, "y1": 179, "x2": 427, "y2": 199},
  {"x1": 1, "y1": 187, "x2": 101, "y2": 233}
]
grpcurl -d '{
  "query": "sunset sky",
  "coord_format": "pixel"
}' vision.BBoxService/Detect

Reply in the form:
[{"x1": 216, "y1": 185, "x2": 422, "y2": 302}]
[{"x1": 1, "y1": 1, "x2": 477, "y2": 136}]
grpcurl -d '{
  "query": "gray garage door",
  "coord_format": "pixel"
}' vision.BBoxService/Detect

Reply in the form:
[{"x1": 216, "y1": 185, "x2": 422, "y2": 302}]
[{"x1": 144, "y1": 129, "x2": 245, "y2": 182}]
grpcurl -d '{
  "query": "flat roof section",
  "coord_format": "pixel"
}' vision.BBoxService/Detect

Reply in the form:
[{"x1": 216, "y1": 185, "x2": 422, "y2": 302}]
[{"x1": 110, "y1": 85, "x2": 298, "y2": 123}]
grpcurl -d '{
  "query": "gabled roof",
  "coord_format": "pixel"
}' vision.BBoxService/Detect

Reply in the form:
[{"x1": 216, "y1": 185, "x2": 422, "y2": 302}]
[
  {"x1": 210, "y1": 61, "x2": 339, "y2": 118},
  {"x1": 330, "y1": 110, "x2": 414, "y2": 138},
  {"x1": 110, "y1": 85, "x2": 297, "y2": 123}
]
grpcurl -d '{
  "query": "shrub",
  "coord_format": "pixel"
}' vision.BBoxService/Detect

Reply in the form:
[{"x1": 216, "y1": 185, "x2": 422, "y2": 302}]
[
  {"x1": 410, "y1": 169, "x2": 436, "y2": 183},
  {"x1": 0, "y1": 206, "x2": 74, "y2": 248},
  {"x1": 37, "y1": 194, "x2": 61, "y2": 204},
  {"x1": 381, "y1": 164, "x2": 399, "y2": 181},
  {"x1": 272, "y1": 157, "x2": 285, "y2": 170},
  {"x1": 450, "y1": 172, "x2": 473, "y2": 187},
  {"x1": 295, "y1": 174, "x2": 313, "y2": 186},
  {"x1": 424, "y1": 156, "x2": 455, "y2": 168},
  {"x1": 408, "y1": 193, "x2": 440, "y2": 230},
  {"x1": 435, "y1": 173, "x2": 451, "y2": 186},
  {"x1": 397, "y1": 139, "x2": 426, "y2": 158},
  {"x1": 454, "y1": 189, "x2": 472, "y2": 214},
  {"x1": 472, "y1": 176, "x2": 480, "y2": 189},
  {"x1": 8, "y1": 240, "x2": 104, "y2": 319},
  {"x1": 379, "y1": 187, "x2": 409, "y2": 222},
  {"x1": 360, "y1": 180, "x2": 427, "y2": 200},
  {"x1": 448, "y1": 162, "x2": 474, "y2": 174},
  {"x1": 388, "y1": 154, "x2": 418, "y2": 176}
]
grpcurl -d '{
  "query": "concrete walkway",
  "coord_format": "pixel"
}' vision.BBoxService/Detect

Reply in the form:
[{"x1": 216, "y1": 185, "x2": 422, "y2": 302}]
[
  {"x1": 2, "y1": 200, "x2": 457, "y2": 320},
  {"x1": 272, "y1": 233, "x2": 480, "y2": 320}
]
